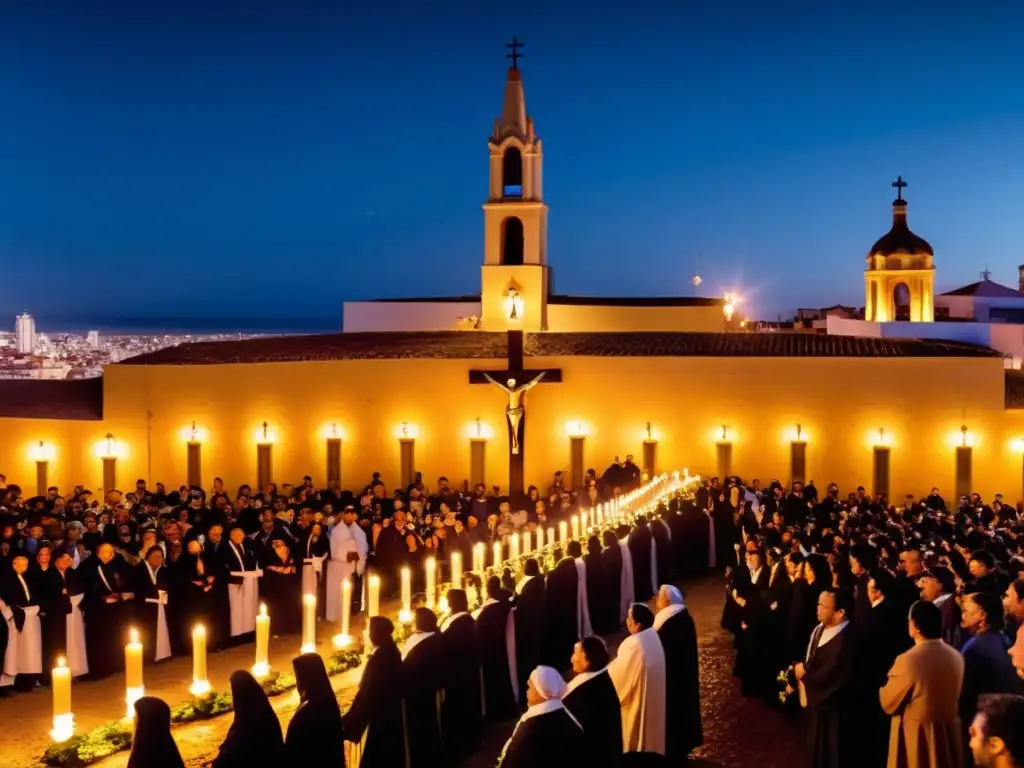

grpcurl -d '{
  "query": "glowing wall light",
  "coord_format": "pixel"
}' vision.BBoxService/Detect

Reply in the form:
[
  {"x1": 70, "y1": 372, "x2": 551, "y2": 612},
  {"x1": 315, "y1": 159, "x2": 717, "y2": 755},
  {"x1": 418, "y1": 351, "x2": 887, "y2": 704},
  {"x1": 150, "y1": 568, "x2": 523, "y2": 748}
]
[
  {"x1": 715, "y1": 425, "x2": 732, "y2": 478},
  {"x1": 32, "y1": 440, "x2": 52, "y2": 496},
  {"x1": 504, "y1": 286, "x2": 525, "y2": 321},
  {"x1": 954, "y1": 425, "x2": 973, "y2": 500},
  {"x1": 869, "y1": 427, "x2": 894, "y2": 448},
  {"x1": 642, "y1": 421, "x2": 658, "y2": 478},
  {"x1": 398, "y1": 423, "x2": 417, "y2": 488},
  {"x1": 565, "y1": 420, "x2": 588, "y2": 438}
]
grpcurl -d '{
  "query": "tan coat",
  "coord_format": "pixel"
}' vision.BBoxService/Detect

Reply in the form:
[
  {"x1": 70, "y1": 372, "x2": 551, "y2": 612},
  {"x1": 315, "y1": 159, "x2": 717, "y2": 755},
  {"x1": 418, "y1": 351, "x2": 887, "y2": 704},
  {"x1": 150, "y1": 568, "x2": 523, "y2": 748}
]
[{"x1": 880, "y1": 639, "x2": 965, "y2": 768}]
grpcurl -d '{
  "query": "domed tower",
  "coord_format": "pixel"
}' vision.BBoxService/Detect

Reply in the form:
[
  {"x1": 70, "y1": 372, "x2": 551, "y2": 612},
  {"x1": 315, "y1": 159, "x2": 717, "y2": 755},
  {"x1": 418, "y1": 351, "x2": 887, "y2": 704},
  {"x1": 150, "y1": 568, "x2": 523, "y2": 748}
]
[
  {"x1": 864, "y1": 177, "x2": 935, "y2": 322},
  {"x1": 480, "y1": 37, "x2": 550, "y2": 332}
]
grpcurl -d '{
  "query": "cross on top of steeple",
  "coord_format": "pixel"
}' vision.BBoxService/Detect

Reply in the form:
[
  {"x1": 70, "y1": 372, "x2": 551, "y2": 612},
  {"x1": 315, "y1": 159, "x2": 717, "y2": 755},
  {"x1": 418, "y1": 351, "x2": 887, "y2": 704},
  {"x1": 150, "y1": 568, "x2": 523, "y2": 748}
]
[
  {"x1": 892, "y1": 175, "x2": 908, "y2": 202},
  {"x1": 506, "y1": 36, "x2": 524, "y2": 69}
]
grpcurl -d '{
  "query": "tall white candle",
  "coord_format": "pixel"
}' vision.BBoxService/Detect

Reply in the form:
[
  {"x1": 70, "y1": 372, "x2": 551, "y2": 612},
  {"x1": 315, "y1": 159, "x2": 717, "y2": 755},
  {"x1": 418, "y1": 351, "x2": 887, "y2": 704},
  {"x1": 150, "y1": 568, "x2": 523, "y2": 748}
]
[
  {"x1": 425, "y1": 558, "x2": 436, "y2": 610},
  {"x1": 559, "y1": 520, "x2": 568, "y2": 543},
  {"x1": 368, "y1": 575, "x2": 381, "y2": 618},
  {"x1": 301, "y1": 594, "x2": 317, "y2": 653},
  {"x1": 473, "y1": 543, "x2": 485, "y2": 575},
  {"x1": 547, "y1": 527, "x2": 555, "y2": 548},
  {"x1": 399, "y1": 567, "x2": 412, "y2": 623},
  {"x1": 581, "y1": 511, "x2": 588, "y2": 531},
  {"x1": 571, "y1": 515, "x2": 580, "y2": 539},
  {"x1": 535, "y1": 526, "x2": 544, "y2": 550},
  {"x1": 450, "y1": 551, "x2": 463, "y2": 590},
  {"x1": 190, "y1": 625, "x2": 211, "y2": 696},
  {"x1": 253, "y1": 603, "x2": 270, "y2": 678},
  {"x1": 50, "y1": 656, "x2": 73, "y2": 742},
  {"x1": 492, "y1": 541, "x2": 503, "y2": 570},
  {"x1": 333, "y1": 579, "x2": 353, "y2": 648},
  {"x1": 124, "y1": 628, "x2": 144, "y2": 719},
  {"x1": 509, "y1": 532, "x2": 520, "y2": 561},
  {"x1": 522, "y1": 529, "x2": 531, "y2": 555}
]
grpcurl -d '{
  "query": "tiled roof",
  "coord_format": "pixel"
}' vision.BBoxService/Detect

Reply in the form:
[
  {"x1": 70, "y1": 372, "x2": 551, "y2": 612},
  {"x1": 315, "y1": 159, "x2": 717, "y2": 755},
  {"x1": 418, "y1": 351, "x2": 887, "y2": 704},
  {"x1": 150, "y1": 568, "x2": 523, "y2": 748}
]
[
  {"x1": 1006, "y1": 370, "x2": 1024, "y2": 408},
  {"x1": 0, "y1": 378, "x2": 103, "y2": 420},
  {"x1": 524, "y1": 332, "x2": 1002, "y2": 358},
  {"x1": 120, "y1": 332, "x2": 509, "y2": 365},
  {"x1": 941, "y1": 280, "x2": 1023, "y2": 299}
]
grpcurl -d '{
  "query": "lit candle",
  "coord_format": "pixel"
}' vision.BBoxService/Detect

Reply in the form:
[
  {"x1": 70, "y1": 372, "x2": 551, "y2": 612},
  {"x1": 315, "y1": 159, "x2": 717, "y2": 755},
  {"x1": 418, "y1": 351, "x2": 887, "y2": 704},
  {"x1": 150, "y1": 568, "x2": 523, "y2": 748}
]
[
  {"x1": 535, "y1": 526, "x2": 544, "y2": 549},
  {"x1": 253, "y1": 603, "x2": 270, "y2": 678},
  {"x1": 492, "y1": 541, "x2": 503, "y2": 569},
  {"x1": 450, "y1": 551, "x2": 463, "y2": 590},
  {"x1": 368, "y1": 575, "x2": 381, "y2": 618},
  {"x1": 333, "y1": 579, "x2": 353, "y2": 648},
  {"x1": 559, "y1": 520, "x2": 568, "y2": 543},
  {"x1": 547, "y1": 527, "x2": 555, "y2": 548},
  {"x1": 597, "y1": 504, "x2": 604, "y2": 526},
  {"x1": 425, "y1": 558, "x2": 436, "y2": 610},
  {"x1": 522, "y1": 529, "x2": 531, "y2": 555},
  {"x1": 581, "y1": 511, "x2": 588, "y2": 531},
  {"x1": 50, "y1": 656, "x2": 73, "y2": 742},
  {"x1": 190, "y1": 625, "x2": 210, "y2": 696},
  {"x1": 473, "y1": 542, "x2": 485, "y2": 575},
  {"x1": 571, "y1": 515, "x2": 580, "y2": 539},
  {"x1": 399, "y1": 566, "x2": 412, "y2": 623},
  {"x1": 124, "y1": 628, "x2": 144, "y2": 719},
  {"x1": 509, "y1": 532, "x2": 520, "y2": 561},
  {"x1": 301, "y1": 594, "x2": 317, "y2": 653},
  {"x1": 439, "y1": 595, "x2": 450, "y2": 615}
]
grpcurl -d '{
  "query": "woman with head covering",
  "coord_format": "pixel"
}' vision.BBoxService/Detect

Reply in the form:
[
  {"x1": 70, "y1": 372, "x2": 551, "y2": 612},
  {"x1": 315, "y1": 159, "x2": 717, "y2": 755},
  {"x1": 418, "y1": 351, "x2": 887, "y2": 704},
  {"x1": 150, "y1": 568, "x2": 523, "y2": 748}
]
[
  {"x1": 211, "y1": 670, "x2": 284, "y2": 768},
  {"x1": 500, "y1": 666, "x2": 587, "y2": 768},
  {"x1": 126, "y1": 696, "x2": 185, "y2": 768},
  {"x1": 402, "y1": 607, "x2": 443, "y2": 768},
  {"x1": 343, "y1": 616, "x2": 405, "y2": 767},
  {"x1": 564, "y1": 635, "x2": 623, "y2": 768},
  {"x1": 285, "y1": 652, "x2": 345, "y2": 765},
  {"x1": 259, "y1": 535, "x2": 301, "y2": 635}
]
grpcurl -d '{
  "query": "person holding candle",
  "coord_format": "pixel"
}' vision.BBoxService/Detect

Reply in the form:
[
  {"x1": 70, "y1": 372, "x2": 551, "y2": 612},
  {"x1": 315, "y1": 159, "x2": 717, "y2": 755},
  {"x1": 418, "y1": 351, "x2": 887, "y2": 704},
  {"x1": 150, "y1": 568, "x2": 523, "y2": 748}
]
[
  {"x1": 402, "y1": 608, "x2": 444, "y2": 768},
  {"x1": 439, "y1": 589, "x2": 483, "y2": 763},
  {"x1": 125, "y1": 696, "x2": 185, "y2": 768},
  {"x1": 344, "y1": 616, "x2": 406, "y2": 767},
  {"x1": 82, "y1": 542, "x2": 134, "y2": 679},
  {"x1": 285, "y1": 653, "x2": 346, "y2": 765},
  {"x1": 259, "y1": 535, "x2": 301, "y2": 635},
  {"x1": 211, "y1": 670, "x2": 284, "y2": 768}
]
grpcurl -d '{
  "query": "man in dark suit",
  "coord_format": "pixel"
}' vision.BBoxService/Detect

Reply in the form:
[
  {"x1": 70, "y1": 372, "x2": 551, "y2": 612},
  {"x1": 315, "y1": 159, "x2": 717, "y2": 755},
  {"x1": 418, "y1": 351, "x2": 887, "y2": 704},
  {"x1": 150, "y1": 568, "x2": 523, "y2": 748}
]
[{"x1": 919, "y1": 567, "x2": 962, "y2": 648}]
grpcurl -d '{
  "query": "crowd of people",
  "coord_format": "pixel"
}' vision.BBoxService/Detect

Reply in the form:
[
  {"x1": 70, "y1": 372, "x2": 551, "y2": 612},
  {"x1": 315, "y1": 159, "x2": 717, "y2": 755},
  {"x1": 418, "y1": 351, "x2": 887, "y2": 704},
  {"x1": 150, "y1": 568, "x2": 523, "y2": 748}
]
[{"x1": 715, "y1": 476, "x2": 1024, "y2": 767}]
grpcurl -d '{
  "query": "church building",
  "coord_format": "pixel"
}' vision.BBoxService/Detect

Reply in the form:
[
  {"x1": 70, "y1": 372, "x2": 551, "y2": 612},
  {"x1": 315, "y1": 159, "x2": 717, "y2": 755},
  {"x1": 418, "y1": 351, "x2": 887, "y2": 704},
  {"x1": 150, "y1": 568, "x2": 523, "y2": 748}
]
[{"x1": 1, "y1": 46, "x2": 1023, "y2": 503}]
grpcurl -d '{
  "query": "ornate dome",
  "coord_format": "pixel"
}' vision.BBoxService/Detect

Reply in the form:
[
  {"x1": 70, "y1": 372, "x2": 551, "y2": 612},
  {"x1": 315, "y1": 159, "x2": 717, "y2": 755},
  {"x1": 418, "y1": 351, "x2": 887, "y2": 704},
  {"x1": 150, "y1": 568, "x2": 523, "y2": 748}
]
[{"x1": 867, "y1": 199, "x2": 934, "y2": 261}]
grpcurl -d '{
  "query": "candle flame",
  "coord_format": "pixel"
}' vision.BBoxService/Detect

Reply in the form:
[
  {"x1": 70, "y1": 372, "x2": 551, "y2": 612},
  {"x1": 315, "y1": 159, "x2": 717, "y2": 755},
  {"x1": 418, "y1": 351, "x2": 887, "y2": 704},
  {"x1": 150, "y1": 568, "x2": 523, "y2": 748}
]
[
  {"x1": 401, "y1": 566, "x2": 410, "y2": 576},
  {"x1": 342, "y1": 578, "x2": 352, "y2": 591},
  {"x1": 129, "y1": 628, "x2": 138, "y2": 644},
  {"x1": 304, "y1": 593, "x2": 316, "y2": 605},
  {"x1": 426, "y1": 557, "x2": 436, "y2": 569},
  {"x1": 56, "y1": 656, "x2": 66, "y2": 668},
  {"x1": 369, "y1": 575, "x2": 381, "y2": 586},
  {"x1": 259, "y1": 603, "x2": 268, "y2": 616},
  {"x1": 193, "y1": 624, "x2": 205, "y2": 636}
]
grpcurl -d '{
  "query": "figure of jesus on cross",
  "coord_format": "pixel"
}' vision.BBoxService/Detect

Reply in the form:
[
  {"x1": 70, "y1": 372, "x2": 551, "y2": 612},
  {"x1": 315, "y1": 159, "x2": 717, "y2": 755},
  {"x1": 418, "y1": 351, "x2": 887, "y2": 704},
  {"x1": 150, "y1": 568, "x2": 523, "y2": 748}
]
[{"x1": 481, "y1": 371, "x2": 546, "y2": 455}]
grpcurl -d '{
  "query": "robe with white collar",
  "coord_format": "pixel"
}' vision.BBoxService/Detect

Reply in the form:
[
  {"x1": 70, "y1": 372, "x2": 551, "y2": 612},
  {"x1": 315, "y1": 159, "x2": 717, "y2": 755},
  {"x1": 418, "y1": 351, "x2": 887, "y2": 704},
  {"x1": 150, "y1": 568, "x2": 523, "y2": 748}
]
[{"x1": 608, "y1": 627, "x2": 667, "y2": 754}]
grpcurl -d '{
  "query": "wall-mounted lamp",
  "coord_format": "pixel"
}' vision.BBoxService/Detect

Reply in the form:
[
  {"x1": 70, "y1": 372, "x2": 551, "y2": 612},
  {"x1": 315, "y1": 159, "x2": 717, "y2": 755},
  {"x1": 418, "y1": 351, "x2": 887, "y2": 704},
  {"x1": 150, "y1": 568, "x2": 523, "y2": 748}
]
[
  {"x1": 720, "y1": 424, "x2": 729, "y2": 442},
  {"x1": 102, "y1": 433, "x2": 116, "y2": 459},
  {"x1": 795, "y1": 423, "x2": 803, "y2": 441},
  {"x1": 189, "y1": 421, "x2": 199, "y2": 443},
  {"x1": 101, "y1": 433, "x2": 118, "y2": 493},
  {"x1": 34, "y1": 441, "x2": 50, "y2": 496},
  {"x1": 645, "y1": 421, "x2": 653, "y2": 441},
  {"x1": 504, "y1": 286, "x2": 524, "y2": 321},
  {"x1": 325, "y1": 422, "x2": 343, "y2": 487},
  {"x1": 960, "y1": 424, "x2": 969, "y2": 448}
]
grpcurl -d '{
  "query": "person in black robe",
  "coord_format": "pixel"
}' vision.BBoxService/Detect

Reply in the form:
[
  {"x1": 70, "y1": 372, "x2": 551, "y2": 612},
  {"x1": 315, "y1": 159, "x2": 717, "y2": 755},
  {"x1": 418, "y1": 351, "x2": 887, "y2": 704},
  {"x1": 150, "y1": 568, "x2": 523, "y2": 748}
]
[
  {"x1": 653, "y1": 585, "x2": 703, "y2": 759},
  {"x1": 785, "y1": 553, "x2": 829, "y2": 665},
  {"x1": 259, "y1": 535, "x2": 301, "y2": 636},
  {"x1": 598, "y1": 531, "x2": 622, "y2": 633},
  {"x1": 733, "y1": 547, "x2": 775, "y2": 698},
  {"x1": 628, "y1": 519, "x2": 654, "y2": 602},
  {"x1": 211, "y1": 670, "x2": 284, "y2": 768},
  {"x1": 298, "y1": 521, "x2": 330, "y2": 619},
  {"x1": 651, "y1": 510, "x2": 673, "y2": 587},
  {"x1": 401, "y1": 608, "x2": 445, "y2": 768},
  {"x1": 793, "y1": 588, "x2": 857, "y2": 768},
  {"x1": 582, "y1": 536, "x2": 606, "y2": 634},
  {"x1": 563, "y1": 636, "x2": 623, "y2": 767},
  {"x1": 285, "y1": 653, "x2": 346, "y2": 765},
  {"x1": 126, "y1": 696, "x2": 185, "y2": 768},
  {"x1": 711, "y1": 489, "x2": 738, "y2": 571},
  {"x1": 32, "y1": 543, "x2": 64, "y2": 678},
  {"x1": 133, "y1": 545, "x2": 174, "y2": 662},
  {"x1": 476, "y1": 575, "x2": 517, "y2": 721},
  {"x1": 344, "y1": 616, "x2": 405, "y2": 767},
  {"x1": 500, "y1": 665, "x2": 587, "y2": 768},
  {"x1": 439, "y1": 588, "x2": 482, "y2": 763},
  {"x1": 200, "y1": 523, "x2": 232, "y2": 650},
  {"x1": 82, "y1": 543, "x2": 134, "y2": 679},
  {"x1": 513, "y1": 558, "x2": 545, "y2": 706},
  {"x1": 544, "y1": 556, "x2": 579, "y2": 669},
  {"x1": 175, "y1": 540, "x2": 218, "y2": 652}
]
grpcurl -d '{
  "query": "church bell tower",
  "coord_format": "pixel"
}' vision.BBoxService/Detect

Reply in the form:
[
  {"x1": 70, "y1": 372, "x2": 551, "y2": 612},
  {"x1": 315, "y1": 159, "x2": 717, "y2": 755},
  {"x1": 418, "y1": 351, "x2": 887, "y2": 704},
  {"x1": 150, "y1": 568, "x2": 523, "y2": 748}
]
[{"x1": 480, "y1": 38, "x2": 550, "y2": 332}]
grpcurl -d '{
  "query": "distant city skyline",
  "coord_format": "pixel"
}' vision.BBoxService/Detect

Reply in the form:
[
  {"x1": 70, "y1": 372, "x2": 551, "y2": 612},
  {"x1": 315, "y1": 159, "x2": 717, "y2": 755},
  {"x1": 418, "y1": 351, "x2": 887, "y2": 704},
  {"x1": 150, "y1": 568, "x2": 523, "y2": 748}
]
[{"x1": 2, "y1": 1, "x2": 1023, "y2": 322}]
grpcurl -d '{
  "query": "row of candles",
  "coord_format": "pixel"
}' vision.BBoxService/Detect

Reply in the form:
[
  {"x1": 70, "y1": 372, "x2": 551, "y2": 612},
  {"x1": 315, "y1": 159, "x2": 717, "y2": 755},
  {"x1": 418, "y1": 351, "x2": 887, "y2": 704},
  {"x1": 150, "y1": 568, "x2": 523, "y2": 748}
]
[{"x1": 49, "y1": 476, "x2": 679, "y2": 743}]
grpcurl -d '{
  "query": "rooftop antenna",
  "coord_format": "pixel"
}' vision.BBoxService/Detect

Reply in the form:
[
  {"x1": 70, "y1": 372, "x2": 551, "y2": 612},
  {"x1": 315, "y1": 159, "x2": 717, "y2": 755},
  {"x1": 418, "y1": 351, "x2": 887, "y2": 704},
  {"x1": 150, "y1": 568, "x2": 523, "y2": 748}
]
[{"x1": 981, "y1": 265, "x2": 992, "y2": 281}]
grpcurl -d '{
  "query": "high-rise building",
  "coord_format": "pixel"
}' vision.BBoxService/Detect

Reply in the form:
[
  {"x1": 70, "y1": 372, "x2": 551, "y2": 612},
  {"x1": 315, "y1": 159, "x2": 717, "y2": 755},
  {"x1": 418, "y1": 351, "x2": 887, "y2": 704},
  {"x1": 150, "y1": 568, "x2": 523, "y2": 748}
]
[
  {"x1": 87, "y1": 330, "x2": 100, "y2": 348},
  {"x1": 15, "y1": 312, "x2": 36, "y2": 354}
]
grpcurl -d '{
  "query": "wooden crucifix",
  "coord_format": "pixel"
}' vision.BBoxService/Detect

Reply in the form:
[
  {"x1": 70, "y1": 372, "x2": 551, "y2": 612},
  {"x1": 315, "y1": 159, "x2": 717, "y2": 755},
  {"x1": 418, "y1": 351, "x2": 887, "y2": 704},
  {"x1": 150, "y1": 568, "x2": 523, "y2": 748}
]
[{"x1": 469, "y1": 330, "x2": 561, "y2": 496}]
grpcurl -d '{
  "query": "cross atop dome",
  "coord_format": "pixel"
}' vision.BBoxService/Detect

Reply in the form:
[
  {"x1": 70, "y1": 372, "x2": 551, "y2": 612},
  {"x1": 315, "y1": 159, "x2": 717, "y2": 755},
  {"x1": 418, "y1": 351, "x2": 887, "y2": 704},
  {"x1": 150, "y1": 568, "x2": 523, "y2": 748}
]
[
  {"x1": 892, "y1": 175, "x2": 907, "y2": 203},
  {"x1": 505, "y1": 36, "x2": 524, "y2": 70}
]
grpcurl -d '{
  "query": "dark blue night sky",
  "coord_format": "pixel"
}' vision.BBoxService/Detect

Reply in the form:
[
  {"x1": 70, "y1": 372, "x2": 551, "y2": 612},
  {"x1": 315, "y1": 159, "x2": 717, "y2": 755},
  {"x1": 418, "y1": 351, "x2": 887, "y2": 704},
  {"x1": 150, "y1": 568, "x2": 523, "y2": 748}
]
[{"x1": 1, "y1": 0, "x2": 1022, "y2": 329}]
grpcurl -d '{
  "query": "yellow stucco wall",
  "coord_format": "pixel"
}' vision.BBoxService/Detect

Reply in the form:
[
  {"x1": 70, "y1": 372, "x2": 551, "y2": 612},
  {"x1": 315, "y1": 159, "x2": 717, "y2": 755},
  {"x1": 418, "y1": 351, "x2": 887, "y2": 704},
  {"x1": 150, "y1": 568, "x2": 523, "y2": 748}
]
[
  {"x1": 546, "y1": 304, "x2": 728, "y2": 333},
  {"x1": 3, "y1": 355, "x2": 1024, "y2": 501}
]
